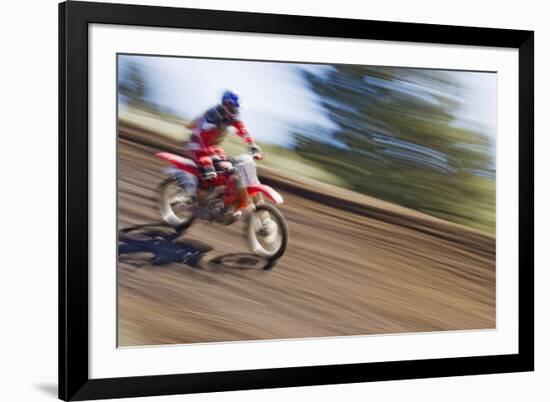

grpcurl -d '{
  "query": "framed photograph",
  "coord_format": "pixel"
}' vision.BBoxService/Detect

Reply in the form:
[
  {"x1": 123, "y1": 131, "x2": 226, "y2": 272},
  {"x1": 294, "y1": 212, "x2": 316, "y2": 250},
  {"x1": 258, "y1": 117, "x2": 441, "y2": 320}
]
[{"x1": 59, "y1": 1, "x2": 534, "y2": 400}]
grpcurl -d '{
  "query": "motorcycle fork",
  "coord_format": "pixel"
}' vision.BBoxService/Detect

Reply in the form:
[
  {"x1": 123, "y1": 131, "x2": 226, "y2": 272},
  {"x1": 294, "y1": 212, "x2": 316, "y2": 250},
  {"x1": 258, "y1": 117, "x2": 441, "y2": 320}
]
[
  {"x1": 253, "y1": 193, "x2": 264, "y2": 205},
  {"x1": 235, "y1": 175, "x2": 255, "y2": 211},
  {"x1": 238, "y1": 186, "x2": 253, "y2": 210}
]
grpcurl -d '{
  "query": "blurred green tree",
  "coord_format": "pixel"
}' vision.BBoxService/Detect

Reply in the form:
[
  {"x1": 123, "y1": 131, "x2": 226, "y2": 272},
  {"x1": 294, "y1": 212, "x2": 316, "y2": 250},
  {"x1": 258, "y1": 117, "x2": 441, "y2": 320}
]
[
  {"x1": 296, "y1": 65, "x2": 495, "y2": 232},
  {"x1": 119, "y1": 62, "x2": 148, "y2": 107}
]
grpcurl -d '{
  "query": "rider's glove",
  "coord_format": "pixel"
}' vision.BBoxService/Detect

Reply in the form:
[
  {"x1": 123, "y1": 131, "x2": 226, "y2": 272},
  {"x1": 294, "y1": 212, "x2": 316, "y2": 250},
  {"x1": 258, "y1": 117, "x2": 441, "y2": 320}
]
[
  {"x1": 250, "y1": 144, "x2": 264, "y2": 160},
  {"x1": 202, "y1": 169, "x2": 217, "y2": 181}
]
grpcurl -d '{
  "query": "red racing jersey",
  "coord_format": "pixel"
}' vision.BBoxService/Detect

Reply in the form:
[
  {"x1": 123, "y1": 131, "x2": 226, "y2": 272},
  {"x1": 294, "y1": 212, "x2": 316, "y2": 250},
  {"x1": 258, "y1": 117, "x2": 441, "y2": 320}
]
[{"x1": 188, "y1": 105, "x2": 253, "y2": 148}]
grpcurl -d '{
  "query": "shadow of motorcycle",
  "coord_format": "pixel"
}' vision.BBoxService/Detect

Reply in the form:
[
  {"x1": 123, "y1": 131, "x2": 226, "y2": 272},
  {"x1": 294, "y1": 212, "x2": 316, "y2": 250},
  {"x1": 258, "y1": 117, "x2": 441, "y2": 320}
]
[{"x1": 118, "y1": 222, "x2": 278, "y2": 270}]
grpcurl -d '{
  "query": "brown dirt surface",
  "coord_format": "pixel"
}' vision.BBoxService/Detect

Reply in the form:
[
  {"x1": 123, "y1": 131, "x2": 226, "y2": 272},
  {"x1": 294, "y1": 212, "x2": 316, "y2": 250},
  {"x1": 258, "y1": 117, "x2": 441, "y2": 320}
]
[{"x1": 117, "y1": 126, "x2": 495, "y2": 347}]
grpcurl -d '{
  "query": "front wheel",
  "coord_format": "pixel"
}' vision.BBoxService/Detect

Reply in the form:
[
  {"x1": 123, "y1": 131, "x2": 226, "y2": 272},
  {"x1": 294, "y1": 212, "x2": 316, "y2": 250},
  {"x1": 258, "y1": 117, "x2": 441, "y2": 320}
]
[{"x1": 247, "y1": 203, "x2": 288, "y2": 260}]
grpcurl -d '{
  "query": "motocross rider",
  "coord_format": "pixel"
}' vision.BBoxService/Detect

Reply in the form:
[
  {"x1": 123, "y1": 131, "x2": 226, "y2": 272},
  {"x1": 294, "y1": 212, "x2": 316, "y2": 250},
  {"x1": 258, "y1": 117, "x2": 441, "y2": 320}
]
[{"x1": 186, "y1": 90, "x2": 262, "y2": 181}]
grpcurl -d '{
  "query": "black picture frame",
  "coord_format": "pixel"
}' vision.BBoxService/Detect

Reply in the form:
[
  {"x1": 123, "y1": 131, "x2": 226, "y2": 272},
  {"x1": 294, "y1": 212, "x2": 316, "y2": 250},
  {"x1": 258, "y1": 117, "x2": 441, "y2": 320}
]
[{"x1": 59, "y1": 1, "x2": 534, "y2": 400}]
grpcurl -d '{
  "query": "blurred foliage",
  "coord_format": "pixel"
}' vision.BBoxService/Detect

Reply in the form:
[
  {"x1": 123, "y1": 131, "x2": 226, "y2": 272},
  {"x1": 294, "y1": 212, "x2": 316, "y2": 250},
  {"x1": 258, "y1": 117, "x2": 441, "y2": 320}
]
[
  {"x1": 118, "y1": 60, "x2": 495, "y2": 233},
  {"x1": 295, "y1": 66, "x2": 495, "y2": 233},
  {"x1": 119, "y1": 61, "x2": 181, "y2": 118},
  {"x1": 119, "y1": 62, "x2": 147, "y2": 107}
]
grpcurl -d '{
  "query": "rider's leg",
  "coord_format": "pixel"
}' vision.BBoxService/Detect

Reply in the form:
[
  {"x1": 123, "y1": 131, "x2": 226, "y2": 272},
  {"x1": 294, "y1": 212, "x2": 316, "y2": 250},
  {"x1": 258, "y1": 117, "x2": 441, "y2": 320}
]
[
  {"x1": 197, "y1": 154, "x2": 216, "y2": 180},
  {"x1": 212, "y1": 146, "x2": 226, "y2": 161},
  {"x1": 188, "y1": 144, "x2": 215, "y2": 179}
]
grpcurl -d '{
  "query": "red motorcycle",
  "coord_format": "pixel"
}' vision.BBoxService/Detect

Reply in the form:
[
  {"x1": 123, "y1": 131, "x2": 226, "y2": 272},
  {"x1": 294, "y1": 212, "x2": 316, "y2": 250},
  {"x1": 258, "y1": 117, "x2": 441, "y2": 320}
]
[{"x1": 155, "y1": 151, "x2": 288, "y2": 260}]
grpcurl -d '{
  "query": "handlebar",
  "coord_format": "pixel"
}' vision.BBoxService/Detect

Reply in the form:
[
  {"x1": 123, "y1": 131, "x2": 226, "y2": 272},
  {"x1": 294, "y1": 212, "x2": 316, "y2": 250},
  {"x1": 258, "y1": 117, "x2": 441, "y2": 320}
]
[{"x1": 251, "y1": 152, "x2": 264, "y2": 160}]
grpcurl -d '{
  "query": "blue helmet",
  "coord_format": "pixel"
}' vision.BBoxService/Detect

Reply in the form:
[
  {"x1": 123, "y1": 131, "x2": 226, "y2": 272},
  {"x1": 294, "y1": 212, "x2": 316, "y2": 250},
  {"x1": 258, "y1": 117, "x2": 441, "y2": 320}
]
[{"x1": 221, "y1": 90, "x2": 240, "y2": 115}]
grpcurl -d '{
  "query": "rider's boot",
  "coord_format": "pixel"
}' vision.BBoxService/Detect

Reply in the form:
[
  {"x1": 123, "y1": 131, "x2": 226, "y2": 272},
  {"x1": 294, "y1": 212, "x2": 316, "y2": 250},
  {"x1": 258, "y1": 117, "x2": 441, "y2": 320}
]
[{"x1": 201, "y1": 167, "x2": 217, "y2": 182}]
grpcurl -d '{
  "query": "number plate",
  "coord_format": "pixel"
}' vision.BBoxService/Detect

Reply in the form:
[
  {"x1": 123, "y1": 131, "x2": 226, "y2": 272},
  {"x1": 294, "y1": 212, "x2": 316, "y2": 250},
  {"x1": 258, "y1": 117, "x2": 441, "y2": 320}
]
[{"x1": 236, "y1": 157, "x2": 259, "y2": 187}]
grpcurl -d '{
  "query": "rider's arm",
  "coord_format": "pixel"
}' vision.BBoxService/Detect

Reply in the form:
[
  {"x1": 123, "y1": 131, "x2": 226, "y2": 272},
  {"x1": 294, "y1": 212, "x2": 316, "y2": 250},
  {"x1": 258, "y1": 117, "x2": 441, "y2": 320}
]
[
  {"x1": 233, "y1": 120, "x2": 254, "y2": 145},
  {"x1": 233, "y1": 120, "x2": 263, "y2": 159}
]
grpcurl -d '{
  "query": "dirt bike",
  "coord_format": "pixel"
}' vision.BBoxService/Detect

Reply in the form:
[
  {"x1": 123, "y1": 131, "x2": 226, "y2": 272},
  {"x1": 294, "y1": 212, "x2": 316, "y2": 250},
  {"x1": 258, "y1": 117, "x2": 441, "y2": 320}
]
[{"x1": 155, "y1": 151, "x2": 288, "y2": 260}]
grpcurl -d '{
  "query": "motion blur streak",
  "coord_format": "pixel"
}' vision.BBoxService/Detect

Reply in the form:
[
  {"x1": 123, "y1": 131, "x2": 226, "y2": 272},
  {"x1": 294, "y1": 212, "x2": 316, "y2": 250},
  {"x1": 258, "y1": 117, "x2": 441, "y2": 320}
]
[
  {"x1": 119, "y1": 56, "x2": 496, "y2": 233},
  {"x1": 117, "y1": 124, "x2": 494, "y2": 346},
  {"x1": 117, "y1": 57, "x2": 495, "y2": 346}
]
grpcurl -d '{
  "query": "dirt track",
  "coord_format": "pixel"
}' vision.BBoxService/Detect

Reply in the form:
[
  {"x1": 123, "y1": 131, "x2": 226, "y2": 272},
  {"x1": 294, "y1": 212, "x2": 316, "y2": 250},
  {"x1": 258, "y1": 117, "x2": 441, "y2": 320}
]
[{"x1": 117, "y1": 130, "x2": 496, "y2": 347}]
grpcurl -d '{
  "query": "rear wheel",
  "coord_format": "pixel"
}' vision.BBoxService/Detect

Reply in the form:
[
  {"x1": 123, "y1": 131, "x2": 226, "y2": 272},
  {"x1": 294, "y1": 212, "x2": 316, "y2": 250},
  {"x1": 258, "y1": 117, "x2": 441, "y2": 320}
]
[
  {"x1": 247, "y1": 203, "x2": 288, "y2": 260},
  {"x1": 158, "y1": 176, "x2": 196, "y2": 228}
]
